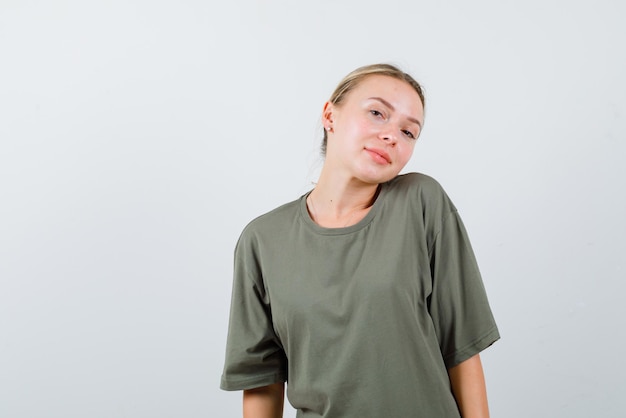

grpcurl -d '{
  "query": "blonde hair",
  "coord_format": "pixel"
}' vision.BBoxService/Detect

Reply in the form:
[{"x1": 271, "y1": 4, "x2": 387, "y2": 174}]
[{"x1": 321, "y1": 63, "x2": 425, "y2": 155}]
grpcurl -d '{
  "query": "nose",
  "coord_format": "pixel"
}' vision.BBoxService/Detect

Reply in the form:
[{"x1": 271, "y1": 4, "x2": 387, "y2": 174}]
[{"x1": 379, "y1": 125, "x2": 398, "y2": 145}]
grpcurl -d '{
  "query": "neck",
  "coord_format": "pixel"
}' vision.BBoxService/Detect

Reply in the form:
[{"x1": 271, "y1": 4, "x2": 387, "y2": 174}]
[{"x1": 307, "y1": 167, "x2": 380, "y2": 227}]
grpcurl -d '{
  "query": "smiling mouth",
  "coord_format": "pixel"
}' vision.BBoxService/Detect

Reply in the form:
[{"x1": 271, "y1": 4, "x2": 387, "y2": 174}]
[{"x1": 365, "y1": 147, "x2": 391, "y2": 164}]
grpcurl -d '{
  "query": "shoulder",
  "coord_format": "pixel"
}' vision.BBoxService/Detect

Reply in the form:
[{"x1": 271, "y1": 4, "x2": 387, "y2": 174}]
[
  {"x1": 237, "y1": 195, "x2": 303, "y2": 246},
  {"x1": 385, "y1": 172, "x2": 454, "y2": 209},
  {"x1": 387, "y1": 172, "x2": 443, "y2": 192},
  {"x1": 381, "y1": 173, "x2": 458, "y2": 235}
]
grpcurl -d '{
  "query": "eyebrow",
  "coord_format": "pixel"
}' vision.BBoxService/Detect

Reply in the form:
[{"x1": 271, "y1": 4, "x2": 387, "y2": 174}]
[{"x1": 368, "y1": 97, "x2": 422, "y2": 128}]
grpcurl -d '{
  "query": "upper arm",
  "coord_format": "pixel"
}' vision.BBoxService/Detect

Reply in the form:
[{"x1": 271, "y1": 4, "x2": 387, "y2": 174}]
[
  {"x1": 243, "y1": 382, "x2": 285, "y2": 418},
  {"x1": 428, "y1": 210, "x2": 500, "y2": 367},
  {"x1": 221, "y1": 232, "x2": 287, "y2": 391}
]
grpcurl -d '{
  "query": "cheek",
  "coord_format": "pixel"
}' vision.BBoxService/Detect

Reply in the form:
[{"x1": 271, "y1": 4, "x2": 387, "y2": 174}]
[
  {"x1": 397, "y1": 142, "x2": 416, "y2": 163},
  {"x1": 349, "y1": 118, "x2": 372, "y2": 136}
]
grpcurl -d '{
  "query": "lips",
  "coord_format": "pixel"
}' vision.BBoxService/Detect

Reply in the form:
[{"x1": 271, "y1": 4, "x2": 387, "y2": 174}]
[{"x1": 364, "y1": 147, "x2": 391, "y2": 164}]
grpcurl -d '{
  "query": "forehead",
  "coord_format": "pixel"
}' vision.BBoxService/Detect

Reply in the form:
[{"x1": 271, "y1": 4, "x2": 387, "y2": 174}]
[{"x1": 347, "y1": 75, "x2": 424, "y2": 118}]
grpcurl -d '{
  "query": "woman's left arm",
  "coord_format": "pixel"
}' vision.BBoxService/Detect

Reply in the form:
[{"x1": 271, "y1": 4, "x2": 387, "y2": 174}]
[{"x1": 448, "y1": 354, "x2": 490, "y2": 418}]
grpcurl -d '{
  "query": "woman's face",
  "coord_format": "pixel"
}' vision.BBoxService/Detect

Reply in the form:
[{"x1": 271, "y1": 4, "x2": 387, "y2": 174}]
[{"x1": 323, "y1": 75, "x2": 424, "y2": 185}]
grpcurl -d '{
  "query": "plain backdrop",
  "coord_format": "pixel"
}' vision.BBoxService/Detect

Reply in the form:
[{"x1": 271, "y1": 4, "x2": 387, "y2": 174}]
[{"x1": 1, "y1": 1, "x2": 625, "y2": 417}]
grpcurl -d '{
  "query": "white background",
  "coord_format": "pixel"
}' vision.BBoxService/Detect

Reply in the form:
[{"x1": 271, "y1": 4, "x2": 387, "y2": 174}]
[{"x1": 1, "y1": 1, "x2": 624, "y2": 417}]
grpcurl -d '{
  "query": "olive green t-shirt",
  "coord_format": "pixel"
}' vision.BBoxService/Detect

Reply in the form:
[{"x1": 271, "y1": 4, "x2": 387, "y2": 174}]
[{"x1": 221, "y1": 173, "x2": 499, "y2": 417}]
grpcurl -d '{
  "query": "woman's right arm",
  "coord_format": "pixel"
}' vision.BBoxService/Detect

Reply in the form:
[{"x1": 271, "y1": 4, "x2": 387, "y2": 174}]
[{"x1": 243, "y1": 382, "x2": 285, "y2": 418}]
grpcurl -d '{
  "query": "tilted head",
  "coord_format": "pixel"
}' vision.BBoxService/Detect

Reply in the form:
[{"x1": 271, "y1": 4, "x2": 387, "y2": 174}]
[{"x1": 321, "y1": 63, "x2": 425, "y2": 156}]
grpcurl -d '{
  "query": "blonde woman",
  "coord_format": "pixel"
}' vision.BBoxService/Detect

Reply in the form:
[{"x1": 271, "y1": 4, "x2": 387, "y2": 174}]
[{"x1": 221, "y1": 64, "x2": 499, "y2": 418}]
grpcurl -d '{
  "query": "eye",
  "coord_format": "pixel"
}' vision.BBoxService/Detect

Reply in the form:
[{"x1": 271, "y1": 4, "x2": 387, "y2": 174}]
[
  {"x1": 402, "y1": 130, "x2": 416, "y2": 140},
  {"x1": 369, "y1": 109, "x2": 384, "y2": 118}
]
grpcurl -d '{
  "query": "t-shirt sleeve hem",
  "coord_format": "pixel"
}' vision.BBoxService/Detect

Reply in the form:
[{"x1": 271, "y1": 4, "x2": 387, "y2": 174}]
[
  {"x1": 220, "y1": 372, "x2": 287, "y2": 391},
  {"x1": 444, "y1": 326, "x2": 500, "y2": 369}
]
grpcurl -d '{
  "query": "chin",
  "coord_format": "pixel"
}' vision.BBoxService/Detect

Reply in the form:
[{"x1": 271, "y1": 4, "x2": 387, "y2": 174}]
[
  {"x1": 357, "y1": 169, "x2": 400, "y2": 185},
  {"x1": 352, "y1": 158, "x2": 405, "y2": 184}
]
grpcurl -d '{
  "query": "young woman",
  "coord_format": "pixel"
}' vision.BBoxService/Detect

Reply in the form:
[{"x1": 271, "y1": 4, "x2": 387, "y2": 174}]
[{"x1": 221, "y1": 64, "x2": 499, "y2": 418}]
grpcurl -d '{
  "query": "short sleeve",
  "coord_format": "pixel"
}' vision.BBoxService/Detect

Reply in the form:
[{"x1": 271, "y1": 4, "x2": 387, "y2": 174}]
[
  {"x1": 428, "y1": 210, "x2": 500, "y2": 368},
  {"x1": 220, "y1": 231, "x2": 287, "y2": 391}
]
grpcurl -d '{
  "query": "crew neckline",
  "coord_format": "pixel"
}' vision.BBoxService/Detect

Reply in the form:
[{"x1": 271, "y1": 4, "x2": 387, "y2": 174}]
[{"x1": 299, "y1": 183, "x2": 388, "y2": 236}]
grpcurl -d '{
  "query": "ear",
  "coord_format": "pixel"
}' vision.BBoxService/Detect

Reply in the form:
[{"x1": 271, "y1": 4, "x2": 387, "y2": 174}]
[{"x1": 322, "y1": 101, "x2": 335, "y2": 131}]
